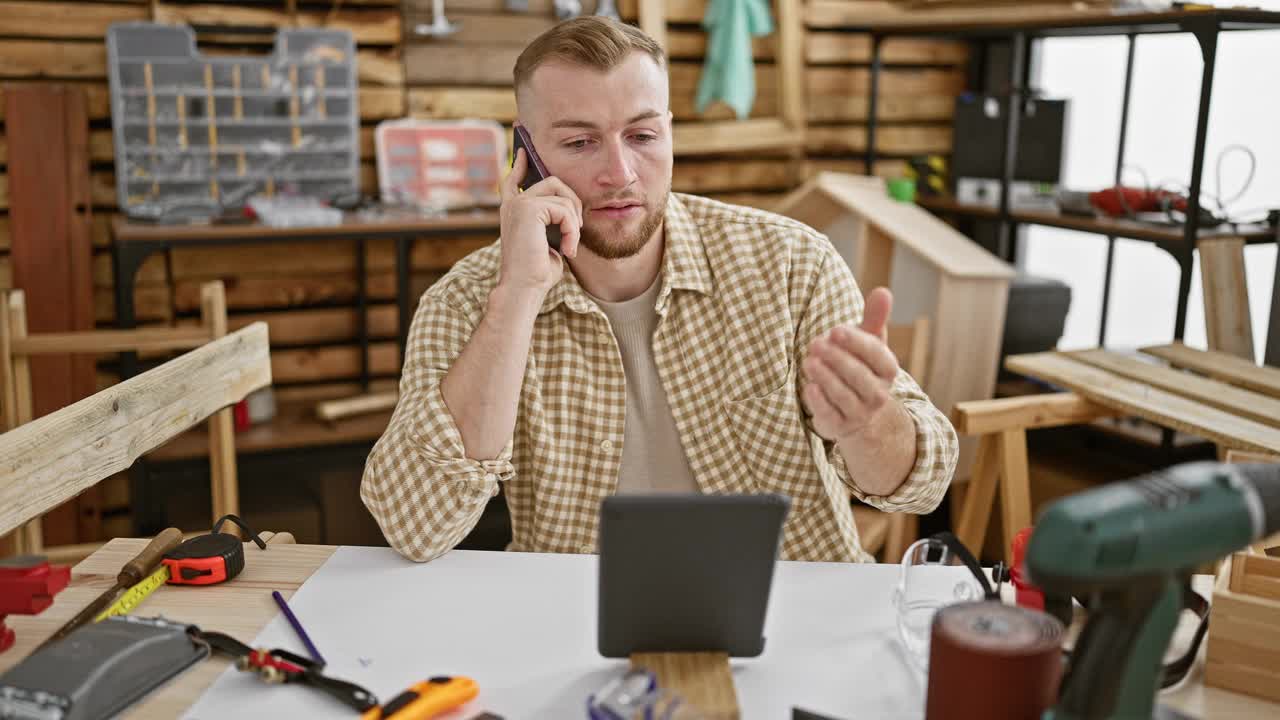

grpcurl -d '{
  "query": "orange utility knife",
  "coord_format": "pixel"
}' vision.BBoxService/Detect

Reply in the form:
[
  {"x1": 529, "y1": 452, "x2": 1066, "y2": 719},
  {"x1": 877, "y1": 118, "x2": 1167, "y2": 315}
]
[{"x1": 361, "y1": 676, "x2": 479, "y2": 719}]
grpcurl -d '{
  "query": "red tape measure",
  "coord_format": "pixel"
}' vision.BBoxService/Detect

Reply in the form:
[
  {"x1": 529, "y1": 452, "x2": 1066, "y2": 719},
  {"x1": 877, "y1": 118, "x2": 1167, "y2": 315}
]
[{"x1": 163, "y1": 515, "x2": 266, "y2": 586}]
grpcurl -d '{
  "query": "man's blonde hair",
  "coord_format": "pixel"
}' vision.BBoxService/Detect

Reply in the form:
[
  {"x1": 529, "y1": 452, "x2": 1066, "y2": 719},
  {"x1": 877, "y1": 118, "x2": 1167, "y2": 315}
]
[{"x1": 513, "y1": 17, "x2": 666, "y2": 94}]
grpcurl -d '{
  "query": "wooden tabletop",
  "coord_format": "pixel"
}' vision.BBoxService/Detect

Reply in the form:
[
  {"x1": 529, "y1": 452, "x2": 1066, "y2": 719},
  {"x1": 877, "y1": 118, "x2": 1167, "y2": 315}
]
[
  {"x1": 0, "y1": 540, "x2": 338, "y2": 718},
  {"x1": 112, "y1": 210, "x2": 500, "y2": 244},
  {"x1": 1, "y1": 539, "x2": 1275, "y2": 718}
]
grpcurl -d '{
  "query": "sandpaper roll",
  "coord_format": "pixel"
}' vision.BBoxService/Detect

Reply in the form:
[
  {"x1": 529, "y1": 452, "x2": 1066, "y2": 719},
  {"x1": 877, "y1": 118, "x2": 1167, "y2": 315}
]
[{"x1": 924, "y1": 600, "x2": 1064, "y2": 720}]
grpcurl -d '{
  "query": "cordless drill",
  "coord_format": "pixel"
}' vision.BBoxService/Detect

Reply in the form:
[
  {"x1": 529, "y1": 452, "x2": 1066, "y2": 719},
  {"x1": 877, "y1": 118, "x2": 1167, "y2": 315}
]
[{"x1": 1026, "y1": 461, "x2": 1280, "y2": 720}]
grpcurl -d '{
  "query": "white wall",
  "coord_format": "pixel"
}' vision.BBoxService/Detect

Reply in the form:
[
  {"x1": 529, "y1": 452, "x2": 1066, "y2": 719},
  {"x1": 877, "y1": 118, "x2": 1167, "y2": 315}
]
[{"x1": 1021, "y1": 8, "x2": 1278, "y2": 359}]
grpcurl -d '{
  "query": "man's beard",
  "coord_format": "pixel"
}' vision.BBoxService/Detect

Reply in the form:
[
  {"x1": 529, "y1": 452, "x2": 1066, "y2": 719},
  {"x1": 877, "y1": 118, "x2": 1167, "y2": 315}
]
[{"x1": 578, "y1": 187, "x2": 669, "y2": 260}]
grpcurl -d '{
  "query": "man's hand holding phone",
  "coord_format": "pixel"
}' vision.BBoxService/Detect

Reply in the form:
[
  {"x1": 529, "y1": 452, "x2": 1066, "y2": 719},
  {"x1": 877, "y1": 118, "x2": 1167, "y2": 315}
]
[{"x1": 498, "y1": 145, "x2": 583, "y2": 298}]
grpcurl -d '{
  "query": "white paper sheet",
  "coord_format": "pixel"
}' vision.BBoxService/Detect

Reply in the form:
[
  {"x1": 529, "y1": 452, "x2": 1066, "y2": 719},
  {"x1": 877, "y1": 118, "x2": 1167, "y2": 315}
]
[{"x1": 183, "y1": 547, "x2": 953, "y2": 720}]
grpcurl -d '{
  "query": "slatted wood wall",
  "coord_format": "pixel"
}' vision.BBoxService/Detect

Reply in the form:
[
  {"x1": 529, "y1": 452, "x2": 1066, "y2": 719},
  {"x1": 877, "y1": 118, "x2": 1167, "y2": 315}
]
[{"x1": 0, "y1": 0, "x2": 967, "y2": 398}]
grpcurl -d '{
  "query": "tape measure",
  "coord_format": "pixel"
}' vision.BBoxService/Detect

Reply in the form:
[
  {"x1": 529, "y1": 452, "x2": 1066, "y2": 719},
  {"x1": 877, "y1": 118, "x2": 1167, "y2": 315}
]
[
  {"x1": 95, "y1": 565, "x2": 170, "y2": 622},
  {"x1": 164, "y1": 514, "x2": 266, "y2": 586},
  {"x1": 92, "y1": 515, "x2": 268, "y2": 621}
]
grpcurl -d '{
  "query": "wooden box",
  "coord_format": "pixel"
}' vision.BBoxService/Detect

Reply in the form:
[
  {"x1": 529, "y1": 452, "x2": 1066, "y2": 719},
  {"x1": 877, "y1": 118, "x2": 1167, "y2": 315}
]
[{"x1": 1205, "y1": 550, "x2": 1280, "y2": 702}]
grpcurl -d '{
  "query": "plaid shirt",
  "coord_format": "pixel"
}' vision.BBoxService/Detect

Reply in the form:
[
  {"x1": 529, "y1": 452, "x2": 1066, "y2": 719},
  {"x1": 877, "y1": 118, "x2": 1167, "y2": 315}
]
[{"x1": 362, "y1": 193, "x2": 958, "y2": 563}]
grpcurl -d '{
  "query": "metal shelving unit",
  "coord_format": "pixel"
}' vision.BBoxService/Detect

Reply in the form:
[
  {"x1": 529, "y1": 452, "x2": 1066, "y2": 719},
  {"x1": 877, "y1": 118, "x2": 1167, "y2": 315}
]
[{"x1": 852, "y1": 8, "x2": 1280, "y2": 342}]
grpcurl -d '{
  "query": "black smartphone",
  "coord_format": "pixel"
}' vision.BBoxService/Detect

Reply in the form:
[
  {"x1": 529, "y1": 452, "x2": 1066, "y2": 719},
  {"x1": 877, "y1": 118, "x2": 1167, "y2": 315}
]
[{"x1": 511, "y1": 123, "x2": 562, "y2": 252}]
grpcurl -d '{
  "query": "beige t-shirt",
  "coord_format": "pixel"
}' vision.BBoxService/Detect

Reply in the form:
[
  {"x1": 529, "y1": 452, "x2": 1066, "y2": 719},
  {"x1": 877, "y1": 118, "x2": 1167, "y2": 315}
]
[{"x1": 592, "y1": 275, "x2": 700, "y2": 495}]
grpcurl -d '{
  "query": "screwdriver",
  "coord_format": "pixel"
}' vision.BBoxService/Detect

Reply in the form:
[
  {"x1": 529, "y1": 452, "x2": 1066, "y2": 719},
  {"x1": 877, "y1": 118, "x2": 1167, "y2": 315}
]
[{"x1": 37, "y1": 527, "x2": 184, "y2": 648}]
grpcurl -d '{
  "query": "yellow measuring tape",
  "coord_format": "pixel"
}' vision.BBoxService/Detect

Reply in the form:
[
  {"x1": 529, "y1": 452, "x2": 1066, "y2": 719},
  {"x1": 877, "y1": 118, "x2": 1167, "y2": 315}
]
[{"x1": 95, "y1": 565, "x2": 171, "y2": 622}]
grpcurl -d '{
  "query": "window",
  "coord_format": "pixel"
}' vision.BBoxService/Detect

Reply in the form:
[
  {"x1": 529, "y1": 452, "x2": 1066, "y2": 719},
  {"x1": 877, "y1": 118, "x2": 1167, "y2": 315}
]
[{"x1": 1023, "y1": 17, "x2": 1278, "y2": 359}]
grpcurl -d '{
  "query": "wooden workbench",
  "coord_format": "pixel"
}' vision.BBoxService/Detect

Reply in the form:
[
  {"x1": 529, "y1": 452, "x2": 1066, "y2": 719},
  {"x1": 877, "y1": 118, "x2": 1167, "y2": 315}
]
[{"x1": 1, "y1": 539, "x2": 1277, "y2": 718}]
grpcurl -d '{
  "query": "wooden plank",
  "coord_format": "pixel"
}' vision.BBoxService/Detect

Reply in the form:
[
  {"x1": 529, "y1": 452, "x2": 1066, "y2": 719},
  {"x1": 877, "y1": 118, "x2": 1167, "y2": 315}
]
[
  {"x1": 201, "y1": 282, "x2": 239, "y2": 523},
  {"x1": 11, "y1": 327, "x2": 209, "y2": 356},
  {"x1": 271, "y1": 341, "x2": 400, "y2": 383},
  {"x1": 804, "y1": 125, "x2": 953, "y2": 155},
  {"x1": 1225, "y1": 449, "x2": 1280, "y2": 464},
  {"x1": 630, "y1": 652, "x2": 738, "y2": 720},
  {"x1": 807, "y1": 67, "x2": 965, "y2": 96},
  {"x1": 616, "y1": 0, "x2": 705, "y2": 23},
  {"x1": 776, "y1": 0, "x2": 805, "y2": 132},
  {"x1": 1140, "y1": 343, "x2": 1280, "y2": 400},
  {"x1": 153, "y1": 4, "x2": 402, "y2": 45},
  {"x1": 1211, "y1": 609, "x2": 1280, "y2": 651},
  {"x1": 226, "y1": 305, "x2": 399, "y2": 345},
  {"x1": 0, "y1": 256, "x2": 11, "y2": 289},
  {"x1": 0, "y1": 40, "x2": 107, "y2": 79},
  {"x1": 90, "y1": 171, "x2": 115, "y2": 208},
  {"x1": 802, "y1": 158, "x2": 909, "y2": 180},
  {"x1": 315, "y1": 391, "x2": 399, "y2": 422},
  {"x1": 1005, "y1": 352, "x2": 1280, "y2": 453},
  {"x1": 1199, "y1": 238, "x2": 1255, "y2": 360},
  {"x1": 670, "y1": 63, "x2": 776, "y2": 93},
  {"x1": 8, "y1": 81, "x2": 98, "y2": 491},
  {"x1": 0, "y1": 324, "x2": 271, "y2": 538},
  {"x1": 361, "y1": 87, "x2": 406, "y2": 119},
  {"x1": 1206, "y1": 639, "x2": 1280, "y2": 687},
  {"x1": 673, "y1": 159, "x2": 800, "y2": 194},
  {"x1": 955, "y1": 433, "x2": 999, "y2": 553},
  {"x1": 403, "y1": 10, "x2": 555, "y2": 46},
  {"x1": 999, "y1": 428, "x2": 1031, "y2": 563},
  {"x1": 808, "y1": 94, "x2": 955, "y2": 123},
  {"x1": 0, "y1": 1, "x2": 145, "y2": 40},
  {"x1": 1242, "y1": 553, "x2": 1280, "y2": 580},
  {"x1": 172, "y1": 272, "x2": 397, "y2": 312},
  {"x1": 952, "y1": 392, "x2": 1116, "y2": 435},
  {"x1": 1210, "y1": 590, "x2": 1280, "y2": 634},
  {"x1": 93, "y1": 285, "x2": 173, "y2": 324},
  {"x1": 0, "y1": 216, "x2": 8, "y2": 251},
  {"x1": 89, "y1": 129, "x2": 114, "y2": 164},
  {"x1": 1069, "y1": 350, "x2": 1280, "y2": 430},
  {"x1": 357, "y1": 49, "x2": 404, "y2": 87},
  {"x1": 404, "y1": 44, "x2": 520, "y2": 86},
  {"x1": 409, "y1": 86, "x2": 515, "y2": 121},
  {"x1": 667, "y1": 29, "x2": 774, "y2": 61},
  {"x1": 91, "y1": 214, "x2": 112, "y2": 249},
  {"x1": 1242, "y1": 574, "x2": 1280, "y2": 602},
  {"x1": 674, "y1": 119, "x2": 802, "y2": 155},
  {"x1": 638, "y1": 0, "x2": 668, "y2": 51},
  {"x1": 806, "y1": 34, "x2": 968, "y2": 65}
]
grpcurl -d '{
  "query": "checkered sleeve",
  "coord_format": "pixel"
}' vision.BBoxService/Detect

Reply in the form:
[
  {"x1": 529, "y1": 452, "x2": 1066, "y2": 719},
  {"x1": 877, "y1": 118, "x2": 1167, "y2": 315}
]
[
  {"x1": 360, "y1": 288, "x2": 509, "y2": 563},
  {"x1": 793, "y1": 235, "x2": 958, "y2": 514}
]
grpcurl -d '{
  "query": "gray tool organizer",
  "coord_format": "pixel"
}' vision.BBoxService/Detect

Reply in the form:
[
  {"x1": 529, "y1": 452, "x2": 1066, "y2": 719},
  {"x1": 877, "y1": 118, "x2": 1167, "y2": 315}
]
[{"x1": 107, "y1": 22, "x2": 359, "y2": 221}]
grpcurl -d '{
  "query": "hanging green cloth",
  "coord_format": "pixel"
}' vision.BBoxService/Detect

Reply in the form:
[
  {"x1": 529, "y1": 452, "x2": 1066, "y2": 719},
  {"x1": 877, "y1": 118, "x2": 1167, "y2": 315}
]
[{"x1": 694, "y1": 0, "x2": 774, "y2": 120}]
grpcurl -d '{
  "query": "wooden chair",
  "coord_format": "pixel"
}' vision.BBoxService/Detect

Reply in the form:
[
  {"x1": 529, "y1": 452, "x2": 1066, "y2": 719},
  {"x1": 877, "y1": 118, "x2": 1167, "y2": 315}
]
[
  {"x1": 0, "y1": 281, "x2": 253, "y2": 561},
  {"x1": 852, "y1": 316, "x2": 931, "y2": 562}
]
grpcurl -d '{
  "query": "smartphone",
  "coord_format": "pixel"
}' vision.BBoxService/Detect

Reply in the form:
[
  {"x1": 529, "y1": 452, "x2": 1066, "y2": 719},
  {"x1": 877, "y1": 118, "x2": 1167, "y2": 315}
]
[{"x1": 511, "y1": 123, "x2": 562, "y2": 252}]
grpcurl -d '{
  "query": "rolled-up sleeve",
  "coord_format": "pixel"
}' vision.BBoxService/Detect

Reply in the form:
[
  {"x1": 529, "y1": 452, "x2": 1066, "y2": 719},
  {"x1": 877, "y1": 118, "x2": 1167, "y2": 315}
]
[
  {"x1": 361, "y1": 289, "x2": 514, "y2": 562},
  {"x1": 793, "y1": 235, "x2": 958, "y2": 514}
]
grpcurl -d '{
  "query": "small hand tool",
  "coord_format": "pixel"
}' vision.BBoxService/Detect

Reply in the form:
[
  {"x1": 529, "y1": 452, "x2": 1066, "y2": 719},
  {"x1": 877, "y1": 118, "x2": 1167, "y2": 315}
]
[{"x1": 39, "y1": 527, "x2": 183, "y2": 647}]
